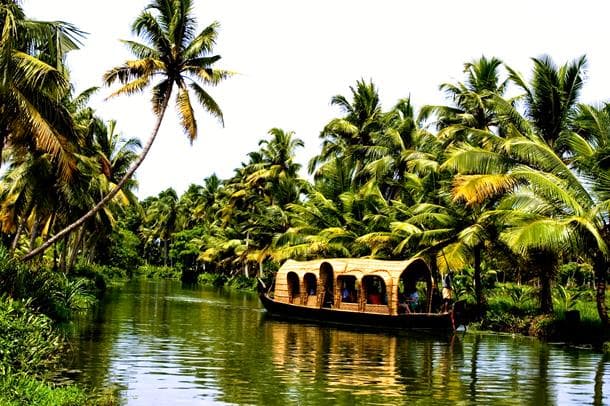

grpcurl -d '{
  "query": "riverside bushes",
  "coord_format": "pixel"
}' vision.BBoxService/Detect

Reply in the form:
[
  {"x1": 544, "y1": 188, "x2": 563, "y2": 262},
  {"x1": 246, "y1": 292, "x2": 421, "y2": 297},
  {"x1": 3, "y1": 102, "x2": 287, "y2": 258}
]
[
  {"x1": 0, "y1": 295, "x2": 92, "y2": 405},
  {"x1": 0, "y1": 246, "x2": 116, "y2": 405},
  {"x1": 0, "y1": 295, "x2": 62, "y2": 375},
  {"x1": 197, "y1": 273, "x2": 257, "y2": 290},
  {"x1": 135, "y1": 264, "x2": 182, "y2": 279},
  {"x1": 0, "y1": 249, "x2": 96, "y2": 321}
]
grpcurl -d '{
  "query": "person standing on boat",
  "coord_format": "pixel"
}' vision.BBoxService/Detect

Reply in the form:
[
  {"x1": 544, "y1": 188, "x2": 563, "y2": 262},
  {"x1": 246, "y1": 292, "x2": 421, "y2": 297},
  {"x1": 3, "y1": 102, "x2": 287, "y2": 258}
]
[{"x1": 442, "y1": 271, "x2": 454, "y2": 312}]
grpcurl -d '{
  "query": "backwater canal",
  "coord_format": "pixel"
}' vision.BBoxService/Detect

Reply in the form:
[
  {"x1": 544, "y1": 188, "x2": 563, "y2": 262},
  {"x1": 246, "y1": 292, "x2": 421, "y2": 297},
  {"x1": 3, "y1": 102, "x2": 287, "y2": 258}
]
[{"x1": 59, "y1": 280, "x2": 609, "y2": 405}]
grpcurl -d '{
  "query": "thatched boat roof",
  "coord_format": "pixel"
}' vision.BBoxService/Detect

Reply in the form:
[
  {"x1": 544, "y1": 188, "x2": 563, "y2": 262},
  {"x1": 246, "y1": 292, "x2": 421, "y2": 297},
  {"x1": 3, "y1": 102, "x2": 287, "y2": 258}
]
[{"x1": 276, "y1": 257, "x2": 430, "y2": 286}]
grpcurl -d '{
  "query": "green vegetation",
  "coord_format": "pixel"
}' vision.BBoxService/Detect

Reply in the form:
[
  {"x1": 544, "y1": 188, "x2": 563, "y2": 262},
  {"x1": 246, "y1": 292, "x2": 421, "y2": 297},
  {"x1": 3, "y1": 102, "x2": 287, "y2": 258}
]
[
  {"x1": 3, "y1": 0, "x2": 609, "y2": 338},
  {"x1": 0, "y1": 374, "x2": 88, "y2": 406},
  {"x1": 0, "y1": 0, "x2": 608, "y2": 403},
  {"x1": 0, "y1": 293, "x2": 116, "y2": 405},
  {"x1": 1, "y1": 3, "x2": 610, "y2": 400}
]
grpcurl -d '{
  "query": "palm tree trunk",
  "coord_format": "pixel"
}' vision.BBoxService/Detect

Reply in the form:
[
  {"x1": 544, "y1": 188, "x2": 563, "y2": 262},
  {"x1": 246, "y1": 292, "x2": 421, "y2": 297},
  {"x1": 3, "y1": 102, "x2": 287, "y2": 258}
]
[
  {"x1": 537, "y1": 251, "x2": 554, "y2": 314},
  {"x1": 594, "y1": 254, "x2": 608, "y2": 326},
  {"x1": 0, "y1": 130, "x2": 5, "y2": 167},
  {"x1": 10, "y1": 201, "x2": 35, "y2": 254},
  {"x1": 59, "y1": 235, "x2": 69, "y2": 273},
  {"x1": 10, "y1": 221, "x2": 24, "y2": 254},
  {"x1": 29, "y1": 217, "x2": 41, "y2": 250},
  {"x1": 67, "y1": 225, "x2": 86, "y2": 273},
  {"x1": 474, "y1": 244, "x2": 483, "y2": 309},
  {"x1": 22, "y1": 88, "x2": 173, "y2": 261}
]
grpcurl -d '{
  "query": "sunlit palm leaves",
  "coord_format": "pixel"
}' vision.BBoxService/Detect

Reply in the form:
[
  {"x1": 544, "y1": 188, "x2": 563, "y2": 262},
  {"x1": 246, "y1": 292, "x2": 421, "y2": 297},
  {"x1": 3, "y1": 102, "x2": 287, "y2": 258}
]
[{"x1": 0, "y1": 1, "x2": 84, "y2": 180}]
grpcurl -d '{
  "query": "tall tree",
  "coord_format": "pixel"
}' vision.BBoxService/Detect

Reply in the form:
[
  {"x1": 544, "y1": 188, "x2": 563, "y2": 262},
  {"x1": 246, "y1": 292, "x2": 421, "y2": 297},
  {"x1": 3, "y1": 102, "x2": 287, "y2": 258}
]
[
  {"x1": 309, "y1": 80, "x2": 384, "y2": 186},
  {"x1": 23, "y1": 0, "x2": 231, "y2": 260},
  {"x1": 0, "y1": 0, "x2": 84, "y2": 178},
  {"x1": 506, "y1": 55, "x2": 586, "y2": 151}
]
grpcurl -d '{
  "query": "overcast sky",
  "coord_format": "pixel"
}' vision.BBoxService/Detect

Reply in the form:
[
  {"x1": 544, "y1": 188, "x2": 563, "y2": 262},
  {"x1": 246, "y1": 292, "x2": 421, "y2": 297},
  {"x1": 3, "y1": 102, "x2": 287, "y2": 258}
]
[{"x1": 23, "y1": 0, "x2": 610, "y2": 198}]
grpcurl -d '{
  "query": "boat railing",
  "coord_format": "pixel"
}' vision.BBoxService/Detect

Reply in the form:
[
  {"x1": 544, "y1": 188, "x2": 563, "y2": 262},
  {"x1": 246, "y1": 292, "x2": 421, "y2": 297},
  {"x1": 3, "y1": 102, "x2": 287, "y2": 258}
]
[{"x1": 364, "y1": 303, "x2": 390, "y2": 314}]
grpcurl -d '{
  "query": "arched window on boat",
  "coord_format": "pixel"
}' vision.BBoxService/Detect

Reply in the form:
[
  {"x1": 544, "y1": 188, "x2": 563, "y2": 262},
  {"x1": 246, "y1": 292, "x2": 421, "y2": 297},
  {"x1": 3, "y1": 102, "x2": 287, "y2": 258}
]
[
  {"x1": 337, "y1": 275, "x2": 358, "y2": 303},
  {"x1": 287, "y1": 271, "x2": 300, "y2": 304},
  {"x1": 304, "y1": 273, "x2": 317, "y2": 296},
  {"x1": 362, "y1": 275, "x2": 387, "y2": 305},
  {"x1": 397, "y1": 259, "x2": 433, "y2": 314},
  {"x1": 320, "y1": 262, "x2": 334, "y2": 308}
]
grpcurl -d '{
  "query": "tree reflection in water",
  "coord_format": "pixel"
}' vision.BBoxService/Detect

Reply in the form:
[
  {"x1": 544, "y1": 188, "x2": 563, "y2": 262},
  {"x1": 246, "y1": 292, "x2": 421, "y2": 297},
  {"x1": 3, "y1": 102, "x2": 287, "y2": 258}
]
[{"x1": 59, "y1": 280, "x2": 609, "y2": 405}]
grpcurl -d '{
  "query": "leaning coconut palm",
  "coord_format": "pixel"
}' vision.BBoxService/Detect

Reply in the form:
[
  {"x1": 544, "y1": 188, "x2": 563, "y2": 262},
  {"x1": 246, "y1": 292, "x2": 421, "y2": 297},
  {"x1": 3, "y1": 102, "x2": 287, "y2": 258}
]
[{"x1": 23, "y1": 0, "x2": 231, "y2": 260}]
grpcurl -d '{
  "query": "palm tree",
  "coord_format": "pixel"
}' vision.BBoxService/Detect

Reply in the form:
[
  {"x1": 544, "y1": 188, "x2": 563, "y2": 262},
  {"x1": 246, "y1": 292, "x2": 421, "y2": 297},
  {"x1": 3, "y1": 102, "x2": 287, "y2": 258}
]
[
  {"x1": 363, "y1": 97, "x2": 439, "y2": 203},
  {"x1": 143, "y1": 188, "x2": 181, "y2": 266},
  {"x1": 309, "y1": 80, "x2": 384, "y2": 186},
  {"x1": 443, "y1": 125, "x2": 607, "y2": 316},
  {"x1": 0, "y1": 0, "x2": 84, "y2": 178},
  {"x1": 23, "y1": 0, "x2": 231, "y2": 260},
  {"x1": 63, "y1": 117, "x2": 143, "y2": 271},
  {"x1": 426, "y1": 55, "x2": 598, "y2": 316},
  {"x1": 506, "y1": 55, "x2": 586, "y2": 151},
  {"x1": 567, "y1": 103, "x2": 610, "y2": 324},
  {"x1": 420, "y1": 56, "x2": 508, "y2": 146}
]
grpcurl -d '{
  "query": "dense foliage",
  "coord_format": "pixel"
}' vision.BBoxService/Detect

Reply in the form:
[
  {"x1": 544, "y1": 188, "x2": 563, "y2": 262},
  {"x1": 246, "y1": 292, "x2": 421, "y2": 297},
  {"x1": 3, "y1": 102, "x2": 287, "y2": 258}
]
[{"x1": 0, "y1": 0, "x2": 608, "y2": 349}]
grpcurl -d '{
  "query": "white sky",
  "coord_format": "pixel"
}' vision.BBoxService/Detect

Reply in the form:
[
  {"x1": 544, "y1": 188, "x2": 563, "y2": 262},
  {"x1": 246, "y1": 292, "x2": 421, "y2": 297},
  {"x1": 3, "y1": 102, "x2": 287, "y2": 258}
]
[{"x1": 24, "y1": 0, "x2": 610, "y2": 199}]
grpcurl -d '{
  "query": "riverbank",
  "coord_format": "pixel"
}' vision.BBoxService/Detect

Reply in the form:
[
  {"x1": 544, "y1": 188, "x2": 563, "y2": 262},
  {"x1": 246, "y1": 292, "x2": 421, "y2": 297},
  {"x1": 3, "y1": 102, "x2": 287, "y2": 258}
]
[
  {"x1": 0, "y1": 295, "x2": 118, "y2": 405},
  {"x1": 0, "y1": 249, "x2": 121, "y2": 405}
]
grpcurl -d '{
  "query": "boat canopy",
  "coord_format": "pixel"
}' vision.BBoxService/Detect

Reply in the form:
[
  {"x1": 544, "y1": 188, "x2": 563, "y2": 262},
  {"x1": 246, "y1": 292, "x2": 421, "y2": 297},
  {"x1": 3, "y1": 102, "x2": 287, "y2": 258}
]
[{"x1": 272, "y1": 257, "x2": 434, "y2": 314}]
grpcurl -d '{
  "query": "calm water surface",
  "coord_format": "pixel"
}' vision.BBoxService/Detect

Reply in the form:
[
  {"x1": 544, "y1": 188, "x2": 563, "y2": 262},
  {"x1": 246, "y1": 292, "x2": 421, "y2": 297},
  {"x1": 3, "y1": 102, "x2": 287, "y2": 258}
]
[{"x1": 60, "y1": 280, "x2": 609, "y2": 405}]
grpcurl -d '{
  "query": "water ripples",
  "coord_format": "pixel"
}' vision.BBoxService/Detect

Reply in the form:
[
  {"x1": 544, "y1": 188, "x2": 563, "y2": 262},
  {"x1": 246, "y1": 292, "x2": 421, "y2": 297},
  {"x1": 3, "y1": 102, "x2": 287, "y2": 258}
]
[{"x1": 60, "y1": 281, "x2": 609, "y2": 405}]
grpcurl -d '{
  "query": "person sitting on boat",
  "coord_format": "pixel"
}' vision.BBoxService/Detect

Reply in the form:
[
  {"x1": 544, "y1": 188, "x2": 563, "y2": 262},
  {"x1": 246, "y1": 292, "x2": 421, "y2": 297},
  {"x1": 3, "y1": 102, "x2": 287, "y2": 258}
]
[
  {"x1": 406, "y1": 289, "x2": 419, "y2": 313},
  {"x1": 442, "y1": 270, "x2": 454, "y2": 312},
  {"x1": 342, "y1": 284, "x2": 354, "y2": 302}
]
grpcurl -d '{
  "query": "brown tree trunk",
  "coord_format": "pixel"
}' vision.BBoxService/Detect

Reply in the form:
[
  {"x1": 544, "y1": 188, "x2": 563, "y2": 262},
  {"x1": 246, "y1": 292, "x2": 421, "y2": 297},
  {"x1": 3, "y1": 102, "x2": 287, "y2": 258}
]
[
  {"x1": 22, "y1": 89, "x2": 172, "y2": 261},
  {"x1": 29, "y1": 217, "x2": 41, "y2": 250},
  {"x1": 10, "y1": 221, "x2": 24, "y2": 253},
  {"x1": 10, "y1": 202, "x2": 34, "y2": 254},
  {"x1": 59, "y1": 235, "x2": 69, "y2": 273}
]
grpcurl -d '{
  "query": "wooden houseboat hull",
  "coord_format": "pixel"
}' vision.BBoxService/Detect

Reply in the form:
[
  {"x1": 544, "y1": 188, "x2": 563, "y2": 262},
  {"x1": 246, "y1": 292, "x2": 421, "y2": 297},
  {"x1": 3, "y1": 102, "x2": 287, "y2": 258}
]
[{"x1": 259, "y1": 283, "x2": 457, "y2": 331}]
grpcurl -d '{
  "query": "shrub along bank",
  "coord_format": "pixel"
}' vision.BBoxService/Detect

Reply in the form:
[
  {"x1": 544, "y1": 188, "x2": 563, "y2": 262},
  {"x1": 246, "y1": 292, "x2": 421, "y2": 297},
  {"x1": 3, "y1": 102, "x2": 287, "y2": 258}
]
[{"x1": 0, "y1": 247, "x2": 118, "y2": 405}]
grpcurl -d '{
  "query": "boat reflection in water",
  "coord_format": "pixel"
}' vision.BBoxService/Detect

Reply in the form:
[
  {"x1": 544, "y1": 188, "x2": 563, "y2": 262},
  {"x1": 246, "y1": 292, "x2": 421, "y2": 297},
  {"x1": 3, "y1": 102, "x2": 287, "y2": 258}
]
[
  {"x1": 262, "y1": 318, "x2": 463, "y2": 403},
  {"x1": 260, "y1": 317, "x2": 609, "y2": 405}
]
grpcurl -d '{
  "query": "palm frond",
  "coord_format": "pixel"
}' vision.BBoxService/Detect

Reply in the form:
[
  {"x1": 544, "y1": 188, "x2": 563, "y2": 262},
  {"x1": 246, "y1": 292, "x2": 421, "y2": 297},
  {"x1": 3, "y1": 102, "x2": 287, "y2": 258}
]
[
  {"x1": 189, "y1": 81, "x2": 224, "y2": 125},
  {"x1": 176, "y1": 84, "x2": 197, "y2": 142}
]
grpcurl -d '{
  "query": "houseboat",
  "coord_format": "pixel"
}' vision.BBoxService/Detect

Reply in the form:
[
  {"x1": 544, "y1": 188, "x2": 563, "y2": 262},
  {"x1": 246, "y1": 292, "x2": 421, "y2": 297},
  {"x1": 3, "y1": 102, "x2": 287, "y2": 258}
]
[{"x1": 258, "y1": 257, "x2": 464, "y2": 331}]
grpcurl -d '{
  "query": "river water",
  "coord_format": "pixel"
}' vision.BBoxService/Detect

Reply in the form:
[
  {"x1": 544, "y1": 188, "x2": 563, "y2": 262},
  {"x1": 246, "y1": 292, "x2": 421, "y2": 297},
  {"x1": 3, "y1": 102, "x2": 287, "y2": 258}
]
[{"x1": 59, "y1": 280, "x2": 609, "y2": 405}]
